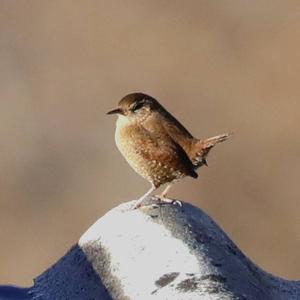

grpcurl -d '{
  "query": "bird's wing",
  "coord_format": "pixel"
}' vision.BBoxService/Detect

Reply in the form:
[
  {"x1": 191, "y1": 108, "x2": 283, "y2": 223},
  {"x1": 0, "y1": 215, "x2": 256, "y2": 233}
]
[
  {"x1": 142, "y1": 110, "x2": 196, "y2": 159},
  {"x1": 135, "y1": 126, "x2": 198, "y2": 179},
  {"x1": 159, "y1": 109, "x2": 194, "y2": 139}
]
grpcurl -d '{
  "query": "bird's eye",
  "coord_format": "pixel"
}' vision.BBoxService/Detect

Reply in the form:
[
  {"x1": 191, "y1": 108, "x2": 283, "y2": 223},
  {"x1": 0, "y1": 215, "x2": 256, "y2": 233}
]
[{"x1": 131, "y1": 101, "x2": 144, "y2": 112}]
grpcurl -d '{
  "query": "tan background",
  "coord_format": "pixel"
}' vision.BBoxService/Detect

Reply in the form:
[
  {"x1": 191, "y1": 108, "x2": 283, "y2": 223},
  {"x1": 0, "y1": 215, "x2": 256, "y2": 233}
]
[{"x1": 0, "y1": 1, "x2": 299, "y2": 285}]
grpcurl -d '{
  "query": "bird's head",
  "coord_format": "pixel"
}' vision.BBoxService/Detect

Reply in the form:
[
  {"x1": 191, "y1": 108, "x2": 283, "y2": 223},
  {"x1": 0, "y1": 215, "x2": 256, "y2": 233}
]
[{"x1": 107, "y1": 93, "x2": 161, "y2": 123}]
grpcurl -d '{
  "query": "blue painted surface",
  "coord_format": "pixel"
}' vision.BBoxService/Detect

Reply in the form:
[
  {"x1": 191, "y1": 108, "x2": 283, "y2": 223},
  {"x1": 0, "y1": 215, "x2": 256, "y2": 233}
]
[
  {"x1": 0, "y1": 286, "x2": 30, "y2": 300},
  {"x1": 0, "y1": 245, "x2": 111, "y2": 300}
]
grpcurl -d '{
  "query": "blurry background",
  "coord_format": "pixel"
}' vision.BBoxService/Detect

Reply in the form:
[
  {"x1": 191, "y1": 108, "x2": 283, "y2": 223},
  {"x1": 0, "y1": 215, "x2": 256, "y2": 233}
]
[{"x1": 0, "y1": 0, "x2": 299, "y2": 285}]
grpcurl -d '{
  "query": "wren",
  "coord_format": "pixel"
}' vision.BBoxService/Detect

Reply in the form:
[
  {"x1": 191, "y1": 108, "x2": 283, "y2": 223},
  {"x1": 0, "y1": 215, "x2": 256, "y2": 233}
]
[{"x1": 107, "y1": 92, "x2": 230, "y2": 208}]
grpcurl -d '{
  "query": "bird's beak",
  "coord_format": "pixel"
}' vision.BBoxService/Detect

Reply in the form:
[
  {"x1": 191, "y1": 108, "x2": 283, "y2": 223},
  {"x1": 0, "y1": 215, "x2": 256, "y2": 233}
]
[{"x1": 106, "y1": 108, "x2": 123, "y2": 115}]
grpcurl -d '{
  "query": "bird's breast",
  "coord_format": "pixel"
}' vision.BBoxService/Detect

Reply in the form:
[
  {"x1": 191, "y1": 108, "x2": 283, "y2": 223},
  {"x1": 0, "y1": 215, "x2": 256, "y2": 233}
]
[
  {"x1": 115, "y1": 117, "x2": 151, "y2": 180},
  {"x1": 114, "y1": 117, "x2": 182, "y2": 186},
  {"x1": 115, "y1": 116, "x2": 140, "y2": 155}
]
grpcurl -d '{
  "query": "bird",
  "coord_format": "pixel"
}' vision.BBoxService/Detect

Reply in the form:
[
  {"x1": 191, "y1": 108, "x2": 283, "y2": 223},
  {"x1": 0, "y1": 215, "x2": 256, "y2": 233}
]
[{"x1": 107, "y1": 92, "x2": 230, "y2": 208}]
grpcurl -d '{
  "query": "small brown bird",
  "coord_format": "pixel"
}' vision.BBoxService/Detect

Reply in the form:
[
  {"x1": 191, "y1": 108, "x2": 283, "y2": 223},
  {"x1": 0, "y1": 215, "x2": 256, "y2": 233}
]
[{"x1": 107, "y1": 93, "x2": 230, "y2": 208}]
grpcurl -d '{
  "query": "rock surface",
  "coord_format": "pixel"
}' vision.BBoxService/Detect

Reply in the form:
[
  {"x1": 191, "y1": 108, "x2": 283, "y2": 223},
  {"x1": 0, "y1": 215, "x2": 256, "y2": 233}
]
[
  {"x1": 79, "y1": 199, "x2": 300, "y2": 299},
  {"x1": 1, "y1": 198, "x2": 299, "y2": 299}
]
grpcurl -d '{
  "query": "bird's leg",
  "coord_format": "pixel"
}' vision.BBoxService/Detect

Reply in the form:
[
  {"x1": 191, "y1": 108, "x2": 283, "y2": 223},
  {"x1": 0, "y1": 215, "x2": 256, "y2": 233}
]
[
  {"x1": 160, "y1": 183, "x2": 173, "y2": 199},
  {"x1": 133, "y1": 184, "x2": 156, "y2": 209},
  {"x1": 155, "y1": 183, "x2": 182, "y2": 206}
]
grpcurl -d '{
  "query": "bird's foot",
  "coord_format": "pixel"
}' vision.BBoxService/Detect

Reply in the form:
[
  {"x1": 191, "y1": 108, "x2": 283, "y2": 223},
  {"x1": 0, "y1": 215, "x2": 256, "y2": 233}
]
[
  {"x1": 132, "y1": 195, "x2": 157, "y2": 209},
  {"x1": 132, "y1": 195, "x2": 182, "y2": 209},
  {"x1": 153, "y1": 195, "x2": 182, "y2": 207},
  {"x1": 132, "y1": 199, "x2": 145, "y2": 209}
]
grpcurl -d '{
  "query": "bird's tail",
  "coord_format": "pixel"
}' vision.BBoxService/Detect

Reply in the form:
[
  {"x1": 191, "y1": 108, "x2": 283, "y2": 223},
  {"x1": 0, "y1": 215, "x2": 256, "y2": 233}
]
[
  {"x1": 191, "y1": 133, "x2": 231, "y2": 168},
  {"x1": 204, "y1": 133, "x2": 230, "y2": 145}
]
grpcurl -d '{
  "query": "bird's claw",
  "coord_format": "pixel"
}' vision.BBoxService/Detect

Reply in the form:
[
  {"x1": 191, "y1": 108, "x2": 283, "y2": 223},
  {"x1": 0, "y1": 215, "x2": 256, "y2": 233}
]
[
  {"x1": 132, "y1": 196, "x2": 182, "y2": 209},
  {"x1": 153, "y1": 195, "x2": 182, "y2": 207}
]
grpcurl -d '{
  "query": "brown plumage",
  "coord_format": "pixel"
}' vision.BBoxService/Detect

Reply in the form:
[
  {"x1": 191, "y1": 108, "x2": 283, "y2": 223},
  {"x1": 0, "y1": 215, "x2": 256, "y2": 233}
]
[{"x1": 107, "y1": 92, "x2": 230, "y2": 208}]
